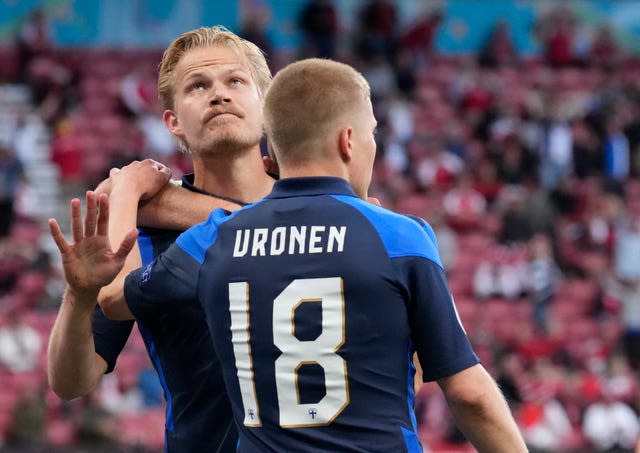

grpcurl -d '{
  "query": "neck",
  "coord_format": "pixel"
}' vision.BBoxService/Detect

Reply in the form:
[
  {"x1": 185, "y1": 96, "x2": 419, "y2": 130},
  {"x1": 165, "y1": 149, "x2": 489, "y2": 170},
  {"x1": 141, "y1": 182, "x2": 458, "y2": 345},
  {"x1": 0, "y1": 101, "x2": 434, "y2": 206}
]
[
  {"x1": 191, "y1": 147, "x2": 274, "y2": 204},
  {"x1": 278, "y1": 158, "x2": 348, "y2": 181},
  {"x1": 279, "y1": 156, "x2": 370, "y2": 199}
]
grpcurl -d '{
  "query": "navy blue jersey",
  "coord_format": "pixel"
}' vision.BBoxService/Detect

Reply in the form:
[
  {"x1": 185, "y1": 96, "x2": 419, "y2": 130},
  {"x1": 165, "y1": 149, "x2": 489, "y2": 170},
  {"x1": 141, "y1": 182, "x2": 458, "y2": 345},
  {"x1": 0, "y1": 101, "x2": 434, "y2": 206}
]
[
  {"x1": 92, "y1": 307, "x2": 134, "y2": 373},
  {"x1": 93, "y1": 175, "x2": 237, "y2": 453},
  {"x1": 125, "y1": 177, "x2": 479, "y2": 453}
]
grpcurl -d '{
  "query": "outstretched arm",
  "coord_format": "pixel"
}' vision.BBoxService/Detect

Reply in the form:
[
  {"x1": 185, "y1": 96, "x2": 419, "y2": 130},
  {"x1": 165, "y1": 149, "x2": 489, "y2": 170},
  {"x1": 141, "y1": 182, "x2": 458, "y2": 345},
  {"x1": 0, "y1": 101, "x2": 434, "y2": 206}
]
[
  {"x1": 47, "y1": 192, "x2": 137, "y2": 399},
  {"x1": 47, "y1": 290, "x2": 108, "y2": 399},
  {"x1": 438, "y1": 364, "x2": 528, "y2": 453}
]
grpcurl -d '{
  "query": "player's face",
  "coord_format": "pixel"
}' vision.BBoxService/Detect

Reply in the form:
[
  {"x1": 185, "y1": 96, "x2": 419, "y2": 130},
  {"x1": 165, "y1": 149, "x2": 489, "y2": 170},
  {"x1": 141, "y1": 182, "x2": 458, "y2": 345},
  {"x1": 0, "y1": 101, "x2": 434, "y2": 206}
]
[
  {"x1": 166, "y1": 45, "x2": 264, "y2": 156},
  {"x1": 349, "y1": 98, "x2": 377, "y2": 199}
]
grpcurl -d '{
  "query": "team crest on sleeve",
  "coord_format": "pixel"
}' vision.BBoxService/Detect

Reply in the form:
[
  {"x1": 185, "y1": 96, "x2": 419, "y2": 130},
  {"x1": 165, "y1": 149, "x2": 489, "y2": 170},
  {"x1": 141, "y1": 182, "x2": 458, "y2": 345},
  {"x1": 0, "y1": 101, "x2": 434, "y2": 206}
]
[{"x1": 139, "y1": 263, "x2": 153, "y2": 287}]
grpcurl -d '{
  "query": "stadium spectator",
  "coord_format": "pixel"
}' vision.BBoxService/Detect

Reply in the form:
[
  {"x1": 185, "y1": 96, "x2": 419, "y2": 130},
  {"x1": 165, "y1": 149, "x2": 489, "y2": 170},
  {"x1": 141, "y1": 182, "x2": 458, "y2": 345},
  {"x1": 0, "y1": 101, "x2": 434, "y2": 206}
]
[
  {"x1": 517, "y1": 364, "x2": 575, "y2": 452},
  {"x1": 429, "y1": 209, "x2": 459, "y2": 271},
  {"x1": 526, "y1": 232, "x2": 562, "y2": 333},
  {"x1": 0, "y1": 143, "x2": 25, "y2": 238},
  {"x1": 494, "y1": 351, "x2": 525, "y2": 411},
  {"x1": 582, "y1": 381, "x2": 640, "y2": 452},
  {"x1": 354, "y1": 0, "x2": 398, "y2": 61},
  {"x1": 539, "y1": 97, "x2": 574, "y2": 190},
  {"x1": 589, "y1": 25, "x2": 623, "y2": 69},
  {"x1": 15, "y1": 8, "x2": 53, "y2": 80},
  {"x1": 572, "y1": 119, "x2": 604, "y2": 179},
  {"x1": 478, "y1": 20, "x2": 519, "y2": 69},
  {"x1": 473, "y1": 156, "x2": 503, "y2": 205},
  {"x1": 6, "y1": 385, "x2": 46, "y2": 447},
  {"x1": 297, "y1": 0, "x2": 338, "y2": 59},
  {"x1": 398, "y1": 9, "x2": 442, "y2": 62},
  {"x1": 25, "y1": 55, "x2": 75, "y2": 127},
  {"x1": 0, "y1": 300, "x2": 42, "y2": 373},
  {"x1": 605, "y1": 182, "x2": 640, "y2": 370},
  {"x1": 535, "y1": 6, "x2": 578, "y2": 68},
  {"x1": 604, "y1": 353, "x2": 638, "y2": 406},
  {"x1": 604, "y1": 115, "x2": 631, "y2": 185},
  {"x1": 239, "y1": 1, "x2": 274, "y2": 67},
  {"x1": 442, "y1": 170, "x2": 488, "y2": 232},
  {"x1": 495, "y1": 134, "x2": 536, "y2": 186},
  {"x1": 497, "y1": 185, "x2": 535, "y2": 244},
  {"x1": 75, "y1": 391, "x2": 119, "y2": 447}
]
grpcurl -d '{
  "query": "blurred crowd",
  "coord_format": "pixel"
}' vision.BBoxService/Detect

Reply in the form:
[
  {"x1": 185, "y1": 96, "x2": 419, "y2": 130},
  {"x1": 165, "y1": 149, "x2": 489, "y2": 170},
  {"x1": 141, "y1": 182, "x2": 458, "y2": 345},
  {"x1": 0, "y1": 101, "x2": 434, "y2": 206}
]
[{"x1": 1, "y1": 1, "x2": 640, "y2": 452}]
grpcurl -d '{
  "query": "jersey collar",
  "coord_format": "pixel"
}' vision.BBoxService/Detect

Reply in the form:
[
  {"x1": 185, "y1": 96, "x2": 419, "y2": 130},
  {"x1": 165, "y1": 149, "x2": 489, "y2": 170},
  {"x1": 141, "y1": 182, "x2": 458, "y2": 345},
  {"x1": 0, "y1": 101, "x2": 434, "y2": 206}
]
[
  {"x1": 267, "y1": 176, "x2": 359, "y2": 199},
  {"x1": 181, "y1": 174, "x2": 251, "y2": 206}
]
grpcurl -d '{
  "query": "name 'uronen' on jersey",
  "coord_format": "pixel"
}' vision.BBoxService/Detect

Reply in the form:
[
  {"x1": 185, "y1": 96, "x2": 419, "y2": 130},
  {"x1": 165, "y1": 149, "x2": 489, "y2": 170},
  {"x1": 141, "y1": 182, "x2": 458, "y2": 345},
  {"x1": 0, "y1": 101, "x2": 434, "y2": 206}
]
[{"x1": 232, "y1": 225, "x2": 347, "y2": 257}]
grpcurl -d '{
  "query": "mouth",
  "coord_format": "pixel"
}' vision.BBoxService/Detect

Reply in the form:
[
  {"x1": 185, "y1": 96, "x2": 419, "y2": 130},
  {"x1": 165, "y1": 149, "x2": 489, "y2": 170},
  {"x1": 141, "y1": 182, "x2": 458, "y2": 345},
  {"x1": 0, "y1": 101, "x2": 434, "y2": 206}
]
[{"x1": 204, "y1": 111, "x2": 239, "y2": 123}]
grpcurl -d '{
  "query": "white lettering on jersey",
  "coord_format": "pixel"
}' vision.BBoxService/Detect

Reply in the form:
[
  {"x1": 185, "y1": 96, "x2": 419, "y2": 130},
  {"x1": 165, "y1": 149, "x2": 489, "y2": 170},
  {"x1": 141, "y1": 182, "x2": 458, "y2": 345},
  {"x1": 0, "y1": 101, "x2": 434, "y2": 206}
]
[{"x1": 233, "y1": 226, "x2": 347, "y2": 257}]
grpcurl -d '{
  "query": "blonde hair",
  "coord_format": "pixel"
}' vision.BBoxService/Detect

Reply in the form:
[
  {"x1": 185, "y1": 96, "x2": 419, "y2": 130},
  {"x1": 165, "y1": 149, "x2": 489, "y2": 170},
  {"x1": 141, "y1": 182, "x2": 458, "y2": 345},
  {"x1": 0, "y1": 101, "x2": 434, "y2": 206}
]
[
  {"x1": 264, "y1": 58, "x2": 370, "y2": 165},
  {"x1": 158, "y1": 26, "x2": 271, "y2": 110}
]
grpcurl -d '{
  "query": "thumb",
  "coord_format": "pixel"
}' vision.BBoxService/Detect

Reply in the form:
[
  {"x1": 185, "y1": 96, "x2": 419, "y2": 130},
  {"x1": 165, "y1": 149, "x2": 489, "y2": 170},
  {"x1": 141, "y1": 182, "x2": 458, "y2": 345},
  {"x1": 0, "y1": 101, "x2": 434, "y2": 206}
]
[{"x1": 114, "y1": 229, "x2": 139, "y2": 260}]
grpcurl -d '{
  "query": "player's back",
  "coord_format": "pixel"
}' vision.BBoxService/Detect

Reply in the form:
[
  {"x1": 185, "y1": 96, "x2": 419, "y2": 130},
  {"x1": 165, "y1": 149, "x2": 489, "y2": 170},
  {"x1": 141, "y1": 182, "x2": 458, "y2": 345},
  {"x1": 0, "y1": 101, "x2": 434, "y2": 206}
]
[{"x1": 179, "y1": 177, "x2": 477, "y2": 452}]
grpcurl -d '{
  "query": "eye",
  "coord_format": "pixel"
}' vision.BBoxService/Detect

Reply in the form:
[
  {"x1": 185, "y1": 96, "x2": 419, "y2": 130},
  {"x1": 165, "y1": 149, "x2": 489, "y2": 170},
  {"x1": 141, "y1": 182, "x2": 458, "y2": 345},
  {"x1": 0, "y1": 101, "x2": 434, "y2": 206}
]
[
  {"x1": 189, "y1": 81, "x2": 206, "y2": 91},
  {"x1": 230, "y1": 77, "x2": 243, "y2": 85}
]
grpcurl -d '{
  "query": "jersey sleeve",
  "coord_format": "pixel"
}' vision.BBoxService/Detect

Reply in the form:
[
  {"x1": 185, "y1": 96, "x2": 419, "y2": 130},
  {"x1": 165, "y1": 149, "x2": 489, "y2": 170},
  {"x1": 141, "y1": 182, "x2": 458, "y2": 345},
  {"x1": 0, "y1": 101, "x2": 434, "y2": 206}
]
[
  {"x1": 124, "y1": 242, "x2": 201, "y2": 320},
  {"x1": 397, "y1": 218, "x2": 479, "y2": 382},
  {"x1": 92, "y1": 306, "x2": 134, "y2": 373}
]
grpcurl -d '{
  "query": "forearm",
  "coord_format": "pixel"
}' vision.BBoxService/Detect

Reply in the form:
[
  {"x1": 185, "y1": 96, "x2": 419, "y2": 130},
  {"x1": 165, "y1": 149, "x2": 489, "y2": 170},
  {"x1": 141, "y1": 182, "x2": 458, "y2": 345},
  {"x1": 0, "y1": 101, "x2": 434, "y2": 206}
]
[
  {"x1": 137, "y1": 182, "x2": 240, "y2": 230},
  {"x1": 47, "y1": 287, "x2": 107, "y2": 399},
  {"x1": 440, "y1": 365, "x2": 527, "y2": 453},
  {"x1": 98, "y1": 185, "x2": 140, "y2": 320}
]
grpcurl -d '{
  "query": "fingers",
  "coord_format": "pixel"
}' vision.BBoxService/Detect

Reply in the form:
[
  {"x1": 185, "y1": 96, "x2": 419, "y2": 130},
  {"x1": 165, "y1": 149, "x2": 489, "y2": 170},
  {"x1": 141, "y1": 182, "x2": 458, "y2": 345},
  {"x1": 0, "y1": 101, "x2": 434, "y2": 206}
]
[
  {"x1": 262, "y1": 155, "x2": 279, "y2": 177},
  {"x1": 114, "y1": 229, "x2": 139, "y2": 261},
  {"x1": 70, "y1": 198, "x2": 83, "y2": 243},
  {"x1": 94, "y1": 176, "x2": 113, "y2": 196},
  {"x1": 84, "y1": 191, "x2": 98, "y2": 237},
  {"x1": 96, "y1": 193, "x2": 110, "y2": 236},
  {"x1": 367, "y1": 196, "x2": 382, "y2": 206},
  {"x1": 48, "y1": 218, "x2": 70, "y2": 255},
  {"x1": 148, "y1": 159, "x2": 172, "y2": 180}
]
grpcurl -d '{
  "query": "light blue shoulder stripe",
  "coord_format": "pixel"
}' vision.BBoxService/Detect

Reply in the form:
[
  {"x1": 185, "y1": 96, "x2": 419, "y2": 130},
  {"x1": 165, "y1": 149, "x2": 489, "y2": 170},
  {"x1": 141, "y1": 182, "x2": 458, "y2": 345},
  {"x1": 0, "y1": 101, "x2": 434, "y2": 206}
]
[
  {"x1": 331, "y1": 195, "x2": 442, "y2": 267},
  {"x1": 137, "y1": 229, "x2": 155, "y2": 266},
  {"x1": 176, "y1": 202, "x2": 261, "y2": 264}
]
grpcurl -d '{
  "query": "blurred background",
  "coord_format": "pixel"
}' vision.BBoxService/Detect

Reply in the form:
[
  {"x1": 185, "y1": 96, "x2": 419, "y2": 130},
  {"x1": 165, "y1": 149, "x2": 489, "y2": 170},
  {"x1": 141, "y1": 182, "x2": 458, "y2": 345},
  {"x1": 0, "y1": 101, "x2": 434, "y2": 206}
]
[{"x1": 1, "y1": 0, "x2": 640, "y2": 452}]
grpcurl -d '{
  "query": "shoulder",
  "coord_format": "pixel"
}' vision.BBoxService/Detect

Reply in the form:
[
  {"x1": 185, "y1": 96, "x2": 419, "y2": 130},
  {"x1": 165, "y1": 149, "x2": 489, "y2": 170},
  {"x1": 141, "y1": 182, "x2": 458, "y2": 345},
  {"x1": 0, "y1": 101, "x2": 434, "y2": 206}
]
[
  {"x1": 175, "y1": 208, "x2": 236, "y2": 264},
  {"x1": 330, "y1": 196, "x2": 442, "y2": 266}
]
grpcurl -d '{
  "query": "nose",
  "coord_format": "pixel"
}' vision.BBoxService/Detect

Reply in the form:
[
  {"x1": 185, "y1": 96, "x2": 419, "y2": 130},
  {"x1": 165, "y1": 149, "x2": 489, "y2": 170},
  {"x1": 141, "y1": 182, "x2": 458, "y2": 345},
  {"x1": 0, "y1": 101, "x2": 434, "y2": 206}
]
[{"x1": 209, "y1": 88, "x2": 231, "y2": 106}]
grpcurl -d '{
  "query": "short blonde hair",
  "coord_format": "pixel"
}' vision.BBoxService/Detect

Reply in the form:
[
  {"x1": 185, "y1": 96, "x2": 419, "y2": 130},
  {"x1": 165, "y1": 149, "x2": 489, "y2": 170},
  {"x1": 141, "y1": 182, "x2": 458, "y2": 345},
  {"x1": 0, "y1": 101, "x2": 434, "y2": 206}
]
[
  {"x1": 264, "y1": 58, "x2": 370, "y2": 165},
  {"x1": 158, "y1": 26, "x2": 271, "y2": 110}
]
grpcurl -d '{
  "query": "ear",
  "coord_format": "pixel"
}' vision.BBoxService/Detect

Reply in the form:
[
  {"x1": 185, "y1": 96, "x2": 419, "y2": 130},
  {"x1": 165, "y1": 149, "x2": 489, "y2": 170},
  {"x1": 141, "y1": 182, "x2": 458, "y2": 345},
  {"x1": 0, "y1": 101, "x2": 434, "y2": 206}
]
[
  {"x1": 262, "y1": 155, "x2": 279, "y2": 178},
  {"x1": 338, "y1": 126, "x2": 353, "y2": 163},
  {"x1": 163, "y1": 109, "x2": 183, "y2": 138}
]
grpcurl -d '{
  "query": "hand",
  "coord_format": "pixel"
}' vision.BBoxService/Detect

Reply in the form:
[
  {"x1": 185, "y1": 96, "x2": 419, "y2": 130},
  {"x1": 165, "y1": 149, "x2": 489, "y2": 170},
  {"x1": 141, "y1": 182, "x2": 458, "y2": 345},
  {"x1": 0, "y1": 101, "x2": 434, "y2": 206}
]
[
  {"x1": 94, "y1": 177, "x2": 112, "y2": 196},
  {"x1": 367, "y1": 197, "x2": 381, "y2": 206},
  {"x1": 110, "y1": 159, "x2": 172, "y2": 201},
  {"x1": 48, "y1": 191, "x2": 138, "y2": 300},
  {"x1": 262, "y1": 155, "x2": 279, "y2": 178}
]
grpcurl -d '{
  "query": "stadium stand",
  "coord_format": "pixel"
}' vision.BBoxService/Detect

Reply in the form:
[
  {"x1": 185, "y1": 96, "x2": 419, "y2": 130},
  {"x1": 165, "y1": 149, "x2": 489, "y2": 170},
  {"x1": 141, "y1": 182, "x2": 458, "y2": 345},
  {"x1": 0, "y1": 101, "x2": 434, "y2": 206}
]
[{"x1": 1, "y1": 2, "x2": 640, "y2": 452}]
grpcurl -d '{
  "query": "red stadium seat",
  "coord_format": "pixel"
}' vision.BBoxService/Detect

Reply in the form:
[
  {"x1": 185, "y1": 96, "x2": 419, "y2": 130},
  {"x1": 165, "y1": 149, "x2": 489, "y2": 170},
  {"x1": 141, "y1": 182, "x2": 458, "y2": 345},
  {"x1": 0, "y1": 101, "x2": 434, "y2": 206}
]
[
  {"x1": 47, "y1": 418, "x2": 77, "y2": 446},
  {"x1": 118, "y1": 408, "x2": 165, "y2": 449}
]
